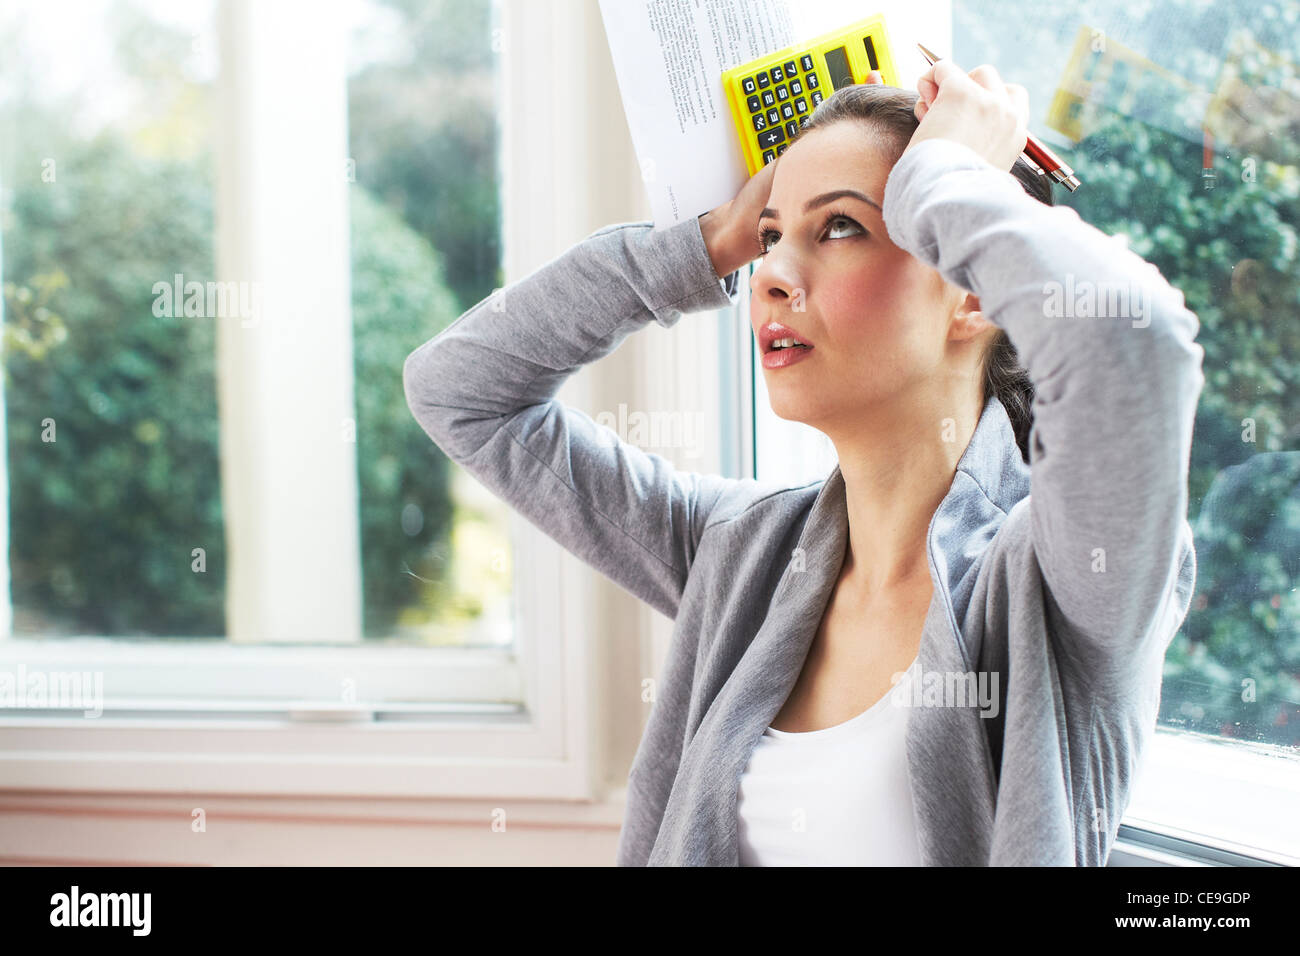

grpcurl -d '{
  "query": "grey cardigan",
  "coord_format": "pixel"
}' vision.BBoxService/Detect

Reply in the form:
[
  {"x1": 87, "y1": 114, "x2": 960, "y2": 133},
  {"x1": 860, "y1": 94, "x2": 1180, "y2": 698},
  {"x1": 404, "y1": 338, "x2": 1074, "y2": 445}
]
[{"x1": 403, "y1": 137, "x2": 1204, "y2": 865}]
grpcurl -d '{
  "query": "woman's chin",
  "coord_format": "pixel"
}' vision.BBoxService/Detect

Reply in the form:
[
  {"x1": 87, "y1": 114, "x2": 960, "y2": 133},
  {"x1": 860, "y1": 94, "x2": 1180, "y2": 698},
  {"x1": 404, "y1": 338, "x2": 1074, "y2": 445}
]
[{"x1": 767, "y1": 397, "x2": 811, "y2": 425}]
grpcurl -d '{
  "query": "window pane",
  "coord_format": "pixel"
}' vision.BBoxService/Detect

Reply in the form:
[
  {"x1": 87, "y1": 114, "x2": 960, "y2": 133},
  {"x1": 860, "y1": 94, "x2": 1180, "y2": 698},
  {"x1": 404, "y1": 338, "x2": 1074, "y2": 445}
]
[
  {"x1": 752, "y1": 0, "x2": 1300, "y2": 752},
  {"x1": 0, "y1": 0, "x2": 224, "y2": 638},
  {"x1": 346, "y1": 0, "x2": 513, "y2": 646},
  {"x1": 952, "y1": 0, "x2": 1299, "y2": 752}
]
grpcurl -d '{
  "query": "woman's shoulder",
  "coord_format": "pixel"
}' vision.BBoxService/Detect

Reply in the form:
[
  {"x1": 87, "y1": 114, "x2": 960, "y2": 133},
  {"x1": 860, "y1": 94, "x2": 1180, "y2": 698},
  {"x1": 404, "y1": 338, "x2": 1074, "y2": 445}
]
[{"x1": 699, "y1": 474, "x2": 827, "y2": 534}]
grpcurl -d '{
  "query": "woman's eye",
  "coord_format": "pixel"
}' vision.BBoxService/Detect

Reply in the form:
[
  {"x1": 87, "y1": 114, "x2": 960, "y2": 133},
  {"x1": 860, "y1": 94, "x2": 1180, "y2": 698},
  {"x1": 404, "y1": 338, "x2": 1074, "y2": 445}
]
[
  {"x1": 824, "y1": 216, "x2": 862, "y2": 239},
  {"x1": 758, "y1": 215, "x2": 863, "y2": 254}
]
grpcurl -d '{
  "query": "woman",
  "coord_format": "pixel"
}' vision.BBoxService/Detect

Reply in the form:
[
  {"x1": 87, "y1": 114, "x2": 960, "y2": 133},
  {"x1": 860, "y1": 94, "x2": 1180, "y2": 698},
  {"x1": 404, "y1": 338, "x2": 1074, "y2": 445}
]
[{"x1": 403, "y1": 60, "x2": 1203, "y2": 866}]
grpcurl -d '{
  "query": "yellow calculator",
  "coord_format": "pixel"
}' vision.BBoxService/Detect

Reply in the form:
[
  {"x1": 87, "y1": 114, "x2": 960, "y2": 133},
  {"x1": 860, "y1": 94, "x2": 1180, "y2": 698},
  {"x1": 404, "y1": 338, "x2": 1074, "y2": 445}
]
[{"x1": 721, "y1": 14, "x2": 900, "y2": 175}]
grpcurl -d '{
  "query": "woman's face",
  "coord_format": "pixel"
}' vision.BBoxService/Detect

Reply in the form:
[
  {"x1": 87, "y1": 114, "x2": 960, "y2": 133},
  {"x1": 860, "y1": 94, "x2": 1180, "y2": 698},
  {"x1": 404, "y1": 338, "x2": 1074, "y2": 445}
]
[{"x1": 750, "y1": 121, "x2": 976, "y2": 432}]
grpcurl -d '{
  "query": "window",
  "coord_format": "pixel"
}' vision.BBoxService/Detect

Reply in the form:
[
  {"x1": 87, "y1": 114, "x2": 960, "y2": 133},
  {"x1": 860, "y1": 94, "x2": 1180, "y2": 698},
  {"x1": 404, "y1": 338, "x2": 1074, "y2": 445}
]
[
  {"x1": 748, "y1": 0, "x2": 1300, "y2": 863},
  {"x1": 2, "y1": 0, "x2": 514, "y2": 651},
  {"x1": 1, "y1": 0, "x2": 223, "y2": 640},
  {"x1": 345, "y1": 0, "x2": 514, "y2": 647},
  {"x1": 0, "y1": 0, "x2": 595, "y2": 801}
]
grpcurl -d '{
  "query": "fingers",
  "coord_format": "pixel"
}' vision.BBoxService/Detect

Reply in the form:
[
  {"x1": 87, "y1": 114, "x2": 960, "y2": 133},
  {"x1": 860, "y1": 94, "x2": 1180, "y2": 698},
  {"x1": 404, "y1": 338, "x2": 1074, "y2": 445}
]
[
  {"x1": 917, "y1": 75, "x2": 937, "y2": 106},
  {"x1": 967, "y1": 63, "x2": 1006, "y2": 98},
  {"x1": 916, "y1": 64, "x2": 936, "y2": 99},
  {"x1": 916, "y1": 58, "x2": 977, "y2": 110},
  {"x1": 905, "y1": 58, "x2": 1032, "y2": 169},
  {"x1": 1006, "y1": 82, "x2": 1030, "y2": 128},
  {"x1": 928, "y1": 58, "x2": 967, "y2": 90},
  {"x1": 920, "y1": 59, "x2": 1006, "y2": 100},
  {"x1": 915, "y1": 60, "x2": 1028, "y2": 126}
]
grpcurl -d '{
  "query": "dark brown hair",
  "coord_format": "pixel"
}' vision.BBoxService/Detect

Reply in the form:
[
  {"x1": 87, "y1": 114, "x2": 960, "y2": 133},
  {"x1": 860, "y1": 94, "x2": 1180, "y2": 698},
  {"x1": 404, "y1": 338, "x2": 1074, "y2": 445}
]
[{"x1": 795, "y1": 82, "x2": 1052, "y2": 463}]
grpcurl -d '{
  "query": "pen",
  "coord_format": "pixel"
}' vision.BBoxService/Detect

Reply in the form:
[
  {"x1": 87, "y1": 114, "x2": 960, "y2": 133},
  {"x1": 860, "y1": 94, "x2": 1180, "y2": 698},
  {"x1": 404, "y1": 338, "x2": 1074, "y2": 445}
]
[{"x1": 917, "y1": 43, "x2": 1081, "y2": 192}]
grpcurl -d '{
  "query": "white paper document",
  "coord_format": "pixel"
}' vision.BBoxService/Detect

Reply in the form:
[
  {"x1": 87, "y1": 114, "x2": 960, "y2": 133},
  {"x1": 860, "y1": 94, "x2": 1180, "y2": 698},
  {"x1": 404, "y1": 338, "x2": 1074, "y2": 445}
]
[{"x1": 597, "y1": 0, "x2": 951, "y2": 229}]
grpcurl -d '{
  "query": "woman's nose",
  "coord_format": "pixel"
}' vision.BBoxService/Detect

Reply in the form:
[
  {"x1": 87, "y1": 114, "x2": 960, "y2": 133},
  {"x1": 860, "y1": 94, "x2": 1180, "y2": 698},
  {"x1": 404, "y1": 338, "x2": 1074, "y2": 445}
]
[{"x1": 751, "y1": 261, "x2": 798, "y2": 303}]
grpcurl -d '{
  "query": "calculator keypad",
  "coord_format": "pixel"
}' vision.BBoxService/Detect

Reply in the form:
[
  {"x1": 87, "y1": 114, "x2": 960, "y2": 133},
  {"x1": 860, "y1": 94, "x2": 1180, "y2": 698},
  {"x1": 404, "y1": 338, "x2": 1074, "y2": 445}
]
[
  {"x1": 757, "y1": 127, "x2": 785, "y2": 151},
  {"x1": 740, "y1": 53, "x2": 825, "y2": 166}
]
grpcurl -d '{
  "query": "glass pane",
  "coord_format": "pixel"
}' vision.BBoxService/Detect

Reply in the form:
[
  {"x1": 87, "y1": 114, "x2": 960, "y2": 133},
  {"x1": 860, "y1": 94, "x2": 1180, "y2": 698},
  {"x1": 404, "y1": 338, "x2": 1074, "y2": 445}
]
[
  {"x1": 751, "y1": 1, "x2": 1300, "y2": 752},
  {"x1": 346, "y1": 0, "x2": 513, "y2": 647},
  {"x1": 0, "y1": 0, "x2": 224, "y2": 638},
  {"x1": 952, "y1": 0, "x2": 1300, "y2": 752}
]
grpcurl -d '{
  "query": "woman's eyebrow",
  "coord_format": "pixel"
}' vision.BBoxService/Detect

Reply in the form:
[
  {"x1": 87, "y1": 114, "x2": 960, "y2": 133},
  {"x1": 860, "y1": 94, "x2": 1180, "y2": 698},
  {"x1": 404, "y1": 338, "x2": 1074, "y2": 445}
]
[{"x1": 759, "y1": 189, "x2": 881, "y2": 221}]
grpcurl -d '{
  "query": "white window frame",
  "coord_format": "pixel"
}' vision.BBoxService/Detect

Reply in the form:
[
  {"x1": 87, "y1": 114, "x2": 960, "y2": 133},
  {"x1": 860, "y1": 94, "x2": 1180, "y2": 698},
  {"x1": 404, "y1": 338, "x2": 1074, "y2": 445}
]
[{"x1": 0, "y1": 0, "x2": 646, "y2": 801}]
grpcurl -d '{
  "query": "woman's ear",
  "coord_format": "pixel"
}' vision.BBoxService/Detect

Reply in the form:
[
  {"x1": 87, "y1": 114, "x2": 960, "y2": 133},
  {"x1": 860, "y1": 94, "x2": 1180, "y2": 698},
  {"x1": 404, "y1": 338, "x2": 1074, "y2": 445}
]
[{"x1": 949, "y1": 291, "x2": 995, "y2": 342}]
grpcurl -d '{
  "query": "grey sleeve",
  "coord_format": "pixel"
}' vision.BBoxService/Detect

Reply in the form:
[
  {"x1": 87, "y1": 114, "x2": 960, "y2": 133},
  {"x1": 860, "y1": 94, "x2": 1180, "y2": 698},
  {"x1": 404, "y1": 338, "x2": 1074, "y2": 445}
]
[
  {"x1": 882, "y1": 138, "x2": 1204, "y2": 690},
  {"x1": 403, "y1": 215, "x2": 744, "y2": 620}
]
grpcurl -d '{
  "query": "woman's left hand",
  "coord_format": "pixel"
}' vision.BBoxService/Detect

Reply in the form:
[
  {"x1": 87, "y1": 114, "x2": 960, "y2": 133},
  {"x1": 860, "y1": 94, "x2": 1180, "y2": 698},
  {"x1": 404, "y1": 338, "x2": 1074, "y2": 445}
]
[{"x1": 902, "y1": 59, "x2": 1029, "y2": 172}]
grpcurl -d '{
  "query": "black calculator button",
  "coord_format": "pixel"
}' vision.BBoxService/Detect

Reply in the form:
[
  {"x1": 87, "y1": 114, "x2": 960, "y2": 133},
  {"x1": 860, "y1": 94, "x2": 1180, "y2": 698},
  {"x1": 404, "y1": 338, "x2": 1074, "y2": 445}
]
[
  {"x1": 794, "y1": 97, "x2": 808, "y2": 114},
  {"x1": 775, "y1": 85, "x2": 788, "y2": 101},
  {"x1": 806, "y1": 71, "x2": 819, "y2": 89},
  {"x1": 756, "y1": 72, "x2": 770, "y2": 89},
  {"x1": 783, "y1": 60, "x2": 798, "y2": 78},
  {"x1": 789, "y1": 78, "x2": 803, "y2": 96},
  {"x1": 781, "y1": 102, "x2": 794, "y2": 120},
  {"x1": 785, "y1": 121, "x2": 799, "y2": 139},
  {"x1": 747, "y1": 94, "x2": 761, "y2": 113},
  {"x1": 742, "y1": 76, "x2": 757, "y2": 95},
  {"x1": 800, "y1": 54, "x2": 814, "y2": 72},
  {"x1": 769, "y1": 66, "x2": 784, "y2": 84},
  {"x1": 799, "y1": 115, "x2": 811, "y2": 129},
  {"x1": 810, "y1": 90, "x2": 823, "y2": 106},
  {"x1": 762, "y1": 149, "x2": 776, "y2": 165},
  {"x1": 777, "y1": 144, "x2": 788, "y2": 156},
  {"x1": 762, "y1": 89, "x2": 775, "y2": 107},
  {"x1": 752, "y1": 113, "x2": 768, "y2": 131},
  {"x1": 766, "y1": 107, "x2": 780, "y2": 125},
  {"x1": 757, "y1": 127, "x2": 785, "y2": 150}
]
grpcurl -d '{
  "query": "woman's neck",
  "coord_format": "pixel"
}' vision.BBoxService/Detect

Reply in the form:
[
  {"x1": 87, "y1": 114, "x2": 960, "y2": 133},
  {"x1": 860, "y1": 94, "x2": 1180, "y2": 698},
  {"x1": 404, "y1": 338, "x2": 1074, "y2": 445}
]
[{"x1": 830, "y1": 395, "x2": 981, "y2": 597}]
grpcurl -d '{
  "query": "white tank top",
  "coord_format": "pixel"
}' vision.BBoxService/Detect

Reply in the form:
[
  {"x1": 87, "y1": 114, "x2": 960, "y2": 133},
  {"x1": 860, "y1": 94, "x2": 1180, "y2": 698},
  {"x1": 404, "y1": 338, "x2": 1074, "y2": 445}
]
[{"x1": 736, "y1": 654, "x2": 923, "y2": 866}]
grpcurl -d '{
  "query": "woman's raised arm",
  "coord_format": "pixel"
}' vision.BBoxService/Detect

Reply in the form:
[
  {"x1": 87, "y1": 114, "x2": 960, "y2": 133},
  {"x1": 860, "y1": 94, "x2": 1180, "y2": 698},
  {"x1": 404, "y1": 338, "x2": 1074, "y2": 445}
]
[
  {"x1": 884, "y1": 62, "x2": 1204, "y2": 691},
  {"x1": 403, "y1": 214, "x2": 758, "y2": 620}
]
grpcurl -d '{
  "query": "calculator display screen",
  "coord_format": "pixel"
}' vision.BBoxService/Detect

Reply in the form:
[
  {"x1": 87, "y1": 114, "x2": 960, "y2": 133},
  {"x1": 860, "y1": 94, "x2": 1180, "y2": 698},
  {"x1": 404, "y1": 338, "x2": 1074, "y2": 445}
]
[{"x1": 823, "y1": 46, "x2": 853, "y2": 90}]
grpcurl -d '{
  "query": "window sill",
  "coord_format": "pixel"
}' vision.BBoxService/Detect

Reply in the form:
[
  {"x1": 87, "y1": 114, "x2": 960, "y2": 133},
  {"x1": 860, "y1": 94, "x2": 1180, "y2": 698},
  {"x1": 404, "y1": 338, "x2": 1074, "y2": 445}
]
[
  {"x1": 0, "y1": 785, "x2": 630, "y2": 865},
  {"x1": 0, "y1": 713, "x2": 596, "y2": 799},
  {"x1": 0, "y1": 784, "x2": 629, "y2": 827},
  {"x1": 1120, "y1": 728, "x2": 1300, "y2": 866},
  {"x1": 0, "y1": 640, "x2": 596, "y2": 799},
  {"x1": 0, "y1": 644, "x2": 595, "y2": 800}
]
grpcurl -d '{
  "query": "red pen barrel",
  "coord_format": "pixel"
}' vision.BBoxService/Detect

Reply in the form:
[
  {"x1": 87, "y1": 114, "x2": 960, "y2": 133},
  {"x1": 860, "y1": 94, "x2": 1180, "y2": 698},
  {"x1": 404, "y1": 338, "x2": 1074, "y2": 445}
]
[{"x1": 1023, "y1": 134, "x2": 1082, "y2": 191}]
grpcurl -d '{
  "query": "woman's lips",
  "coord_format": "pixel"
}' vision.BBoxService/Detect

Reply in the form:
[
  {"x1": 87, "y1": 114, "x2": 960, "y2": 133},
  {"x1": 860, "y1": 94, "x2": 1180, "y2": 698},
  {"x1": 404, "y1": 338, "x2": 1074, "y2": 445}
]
[
  {"x1": 759, "y1": 322, "x2": 812, "y2": 350},
  {"x1": 761, "y1": 344, "x2": 814, "y2": 370}
]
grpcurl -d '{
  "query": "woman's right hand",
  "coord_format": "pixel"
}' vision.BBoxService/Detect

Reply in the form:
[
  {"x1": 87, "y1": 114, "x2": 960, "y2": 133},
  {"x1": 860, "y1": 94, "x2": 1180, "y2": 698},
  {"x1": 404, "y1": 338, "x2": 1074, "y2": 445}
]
[
  {"x1": 698, "y1": 70, "x2": 887, "y2": 278},
  {"x1": 698, "y1": 153, "x2": 781, "y2": 279}
]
